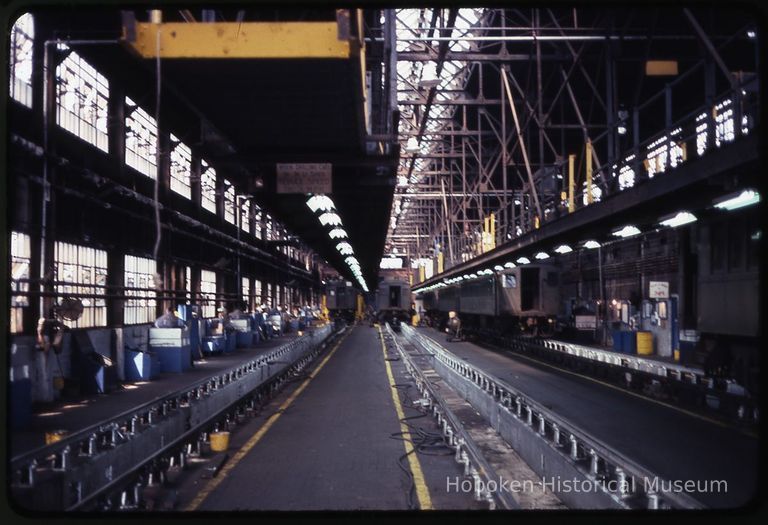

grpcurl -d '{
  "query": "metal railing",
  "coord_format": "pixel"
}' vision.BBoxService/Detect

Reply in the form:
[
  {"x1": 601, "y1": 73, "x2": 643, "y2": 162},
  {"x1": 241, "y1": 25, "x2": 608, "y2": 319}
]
[
  {"x1": 402, "y1": 324, "x2": 705, "y2": 509},
  {"x1": 512, "y1": 336, "x2": 758, "y2": 422},
  {"x1": 10, "y1": 324, "x2": 333, "y2": 511},
  {"x1": 383, "y1": 323, "x2": 518, "y2": 510},
  {"x1": 587, "y1": 87, "x2": 756, "y2": 203},
  {"x1": 540, "y1": 338, "x2": 702, "y2": 384}
]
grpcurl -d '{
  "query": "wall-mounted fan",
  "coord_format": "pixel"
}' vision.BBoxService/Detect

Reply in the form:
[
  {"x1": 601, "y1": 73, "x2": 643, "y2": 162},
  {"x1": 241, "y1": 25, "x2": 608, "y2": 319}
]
[{"x1": 57, "y1": 297, "x2": 84, "y2": 321}]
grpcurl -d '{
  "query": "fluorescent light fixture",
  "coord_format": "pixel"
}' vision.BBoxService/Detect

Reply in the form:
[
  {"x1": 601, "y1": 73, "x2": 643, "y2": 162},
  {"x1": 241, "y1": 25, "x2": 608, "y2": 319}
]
[
  {"x1": 336, "y1": 242, "x2": 354, "y2": 255},
  {"x1": 583, "y1": 240, "x2": 601, "y2": 249},
  {"x1": 714, "y1": 189, "x2": 760, "y2": 211},
  {"x1": 380, "y1": 257, "x2": 403, "y2": 269},
  {"x1": 405, "y1": 137, "x2": 419, "y2": 153},
  {"x1": 747, "y1": 30, "x2": 756, "y2": 39},
  {"x1": 504, "y1": 261, "x2": 516, "y2": 269},
  {"x1": 659, "y1": 211, "x2": 697, "y2": 228},
  {"x1": 494, "y1": 265, "x2": 504, "y2": 272},
  {"x1": 306, "y1": 195, "x2": 335, "y2": 213},
  {"x1": 319, "y1": 212, "x2": 342, "y2": 226},
  {"x1": 516, "y1": 257, "x2": 531, "y2": 265},
  {"x1": 617, "y1": 125, "x2": 627, "y2": 135},
  {"x1": 329, "y1": 228, "x2": 348, "y2": 239},
  {"x1": 554, "y1": 244, "x2": 573, "y2": 254},
  {"x1": 612, "y1": 225, "x2": 641, "y2": 238},
  {"x1": 534, "y1": 252, "x2": 550, "y2": 260}
]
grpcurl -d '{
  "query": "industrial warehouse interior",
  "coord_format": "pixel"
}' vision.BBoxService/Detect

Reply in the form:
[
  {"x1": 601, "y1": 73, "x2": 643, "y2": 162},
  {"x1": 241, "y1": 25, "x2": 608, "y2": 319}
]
[{"x1": 1, "y1": 3, "x2": 763, "y2": 515}]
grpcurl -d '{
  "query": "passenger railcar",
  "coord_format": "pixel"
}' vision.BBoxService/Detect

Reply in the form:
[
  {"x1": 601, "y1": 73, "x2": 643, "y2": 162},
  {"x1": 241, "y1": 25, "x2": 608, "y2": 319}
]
[
  {"x1": 325, "y1": 280, "x2": 358, "y2": 321},
  {"x1": 373, "y1": 270, "x2": 412, "y2": 321},
  {"x1": 419, "y1": 263, "x2": 560, "y2": 337}
]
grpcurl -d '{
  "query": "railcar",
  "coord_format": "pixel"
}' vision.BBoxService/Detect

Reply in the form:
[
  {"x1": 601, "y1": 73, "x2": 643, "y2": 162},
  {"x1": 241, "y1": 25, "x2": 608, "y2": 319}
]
[
  {"x1": 374, "y1": 278, "x2": 411, "y2": 323},
  {"x1": 418, "y1": 263, "x2": 560, "y2": 338},
  {"x1": 324, "y1": 280, "x2": 358, "y2": 321}
]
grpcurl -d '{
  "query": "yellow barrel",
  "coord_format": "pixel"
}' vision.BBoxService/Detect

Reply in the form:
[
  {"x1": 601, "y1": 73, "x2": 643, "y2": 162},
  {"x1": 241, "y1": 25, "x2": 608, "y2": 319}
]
[
  {"x1": 209, "y1": 431, "x2": 230, "y2": 452},
  {"x1": 673, "y1": 349, "x2": 680, "y2": 362},
  {"x1": 636, "y1": 331, "x2": 654, "y2": 355},
  {"x1": 411, "y1": 314, "x2": 420, "y2": 327},
  {"x1": 45, "y1": 430, "x2": 69, "y2": 445}
]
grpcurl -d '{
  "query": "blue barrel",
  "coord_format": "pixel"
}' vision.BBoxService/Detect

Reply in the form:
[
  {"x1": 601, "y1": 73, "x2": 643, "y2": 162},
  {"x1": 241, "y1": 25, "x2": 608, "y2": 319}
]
[
  {"x1": 612, "y1": 331, "x2": 624, "y2": 353},
  {"x1": 622, "y1": 331, "x2": 637, "y2": 354}
]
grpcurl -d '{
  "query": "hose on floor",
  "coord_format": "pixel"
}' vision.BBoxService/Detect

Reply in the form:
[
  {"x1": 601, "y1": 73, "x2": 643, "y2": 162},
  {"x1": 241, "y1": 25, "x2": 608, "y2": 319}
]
[{"x1": 388, "y1": 382, "x2": 454, "y2": 510}]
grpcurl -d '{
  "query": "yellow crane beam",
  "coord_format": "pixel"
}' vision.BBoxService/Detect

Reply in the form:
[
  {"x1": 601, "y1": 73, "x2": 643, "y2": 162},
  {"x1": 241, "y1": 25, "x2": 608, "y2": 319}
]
[{"x1": 123, "y1": 21, "x2": 356, "y2": 59}]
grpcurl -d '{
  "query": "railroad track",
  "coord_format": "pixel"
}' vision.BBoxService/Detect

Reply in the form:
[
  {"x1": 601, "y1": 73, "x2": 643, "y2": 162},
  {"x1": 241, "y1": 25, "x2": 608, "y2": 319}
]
[
  {"x1": 461, "y1": 329, "x2": 758, "y2": 426},
  {"x1": 398, "y1": 324, "x2": 705, "y2": 510}
]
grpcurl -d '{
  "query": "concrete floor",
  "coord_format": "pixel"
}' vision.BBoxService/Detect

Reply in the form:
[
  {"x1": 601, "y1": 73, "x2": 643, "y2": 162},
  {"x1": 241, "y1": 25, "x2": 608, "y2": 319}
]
[{"x1": 194, "y1": 325, "x2": 481, "y2": 511}]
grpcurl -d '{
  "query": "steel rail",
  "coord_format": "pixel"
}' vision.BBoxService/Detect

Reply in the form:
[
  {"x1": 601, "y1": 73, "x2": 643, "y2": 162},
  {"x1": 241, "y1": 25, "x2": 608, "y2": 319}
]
[
  {"x1": 402, "y1": 324, "x2": 705, "y2": 510},
  {"x1": 383, "y1": 323, "x2": 519, "y2": 510}
]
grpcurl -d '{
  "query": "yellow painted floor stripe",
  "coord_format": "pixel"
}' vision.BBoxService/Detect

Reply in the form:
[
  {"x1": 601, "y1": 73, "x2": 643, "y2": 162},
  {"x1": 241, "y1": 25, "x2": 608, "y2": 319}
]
[
  {"x1": 432, "y1": 334, "x2": 757, "y2": 439},
  {"x1": 377, "y1": 326, "x2": 434, "y2": 511},
  {"x1": 185, "y1": 327, "x2": 355, "y2": 511}
]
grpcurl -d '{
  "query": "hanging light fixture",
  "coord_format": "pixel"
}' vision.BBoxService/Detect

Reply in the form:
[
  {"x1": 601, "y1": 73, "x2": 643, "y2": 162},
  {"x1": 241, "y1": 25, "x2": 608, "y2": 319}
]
[{"x1": 658, "y1": 211, "x2": 697, "y2": 228}]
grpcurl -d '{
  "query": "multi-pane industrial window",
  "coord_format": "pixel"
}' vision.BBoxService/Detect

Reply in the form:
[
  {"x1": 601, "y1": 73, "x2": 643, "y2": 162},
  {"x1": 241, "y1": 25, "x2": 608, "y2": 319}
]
[
  {"x1": 224, "y1": 179, "x2": 236, "y2": 224},
  {"x1": 242, "y1": 277, "x2": 251, "y2": 309},
  {"x1": 265, "y1": 215, "x2": 273, "y2": 241},
  {"x1": 9, "y1": 13, "x2": 34, "y2": 108},
  {"x1": 56, "y1": 47, "x2": 109, "y2": 151},
  {"x1": 254, "y1": 207, "x2": 263, "y2": 239},
  {"x1": 695, "y1": 112, "x2": 708, "y2": 156},
  {"x1": 200, "y1": 269, "x2": 217, "y2": 318},
  {"x1": 201, "y1": 160, "x2": 217, "y2": 214},
  {"x1": 125, "y1": 97, "x2": 158, "y2": 179},
  {"x1": 645, "y1": 136, "x2": 668, "y2": 178},
  {"x1": 10, "y1": 232, "x2": 31, "y2": 333},
  {"x1": 581, "y1": 183, "x2": 602, "y2": 206},
  {"x1": 240, "y1": 198, "x2": 250, "y2": 233},
  {"x1": 185, "y1": 266, "x2": 192, "y2": 304},
  {"x1": 124, "y1": 255, "x2": 157, "y2": 325},
  {"x1": 714, "y1": 99, "x2": 735, "y2": 147},
  {"x1": 170, "y1": 134, "x2": 192, "y2": 199},
  {"x1": 266, "y1": 283, "x2": 273, "y2": 306},
  {"x1": 255, "y1": 279, "x2": 263, "y2": 305},
  {"x1": 54, "y1": 241, "x2": 107, "y2": 328},
  {"x1": 618, "y1": 163, "x2": 636, "y2": 190}
]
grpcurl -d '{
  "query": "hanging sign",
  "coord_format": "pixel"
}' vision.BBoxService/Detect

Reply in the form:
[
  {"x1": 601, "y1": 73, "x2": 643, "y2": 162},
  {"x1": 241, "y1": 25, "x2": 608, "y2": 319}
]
[
  {"x1": 649, "y1": 281, "x2": 669, "y2": 299},
  {"x1": 276, "y1": 163, "x2": 332, "y2": 193}
]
